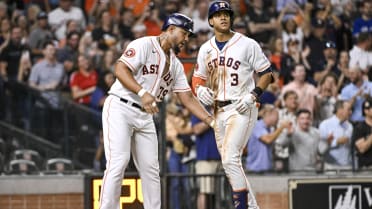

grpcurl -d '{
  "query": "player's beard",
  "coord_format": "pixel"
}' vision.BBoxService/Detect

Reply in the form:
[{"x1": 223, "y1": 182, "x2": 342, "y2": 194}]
[
  {"x1": 172, "y1": 41, "x2": 185, "y2": 55},
  {"x1": 173, "y1": 45, "x2": 180, "y2": 54}
]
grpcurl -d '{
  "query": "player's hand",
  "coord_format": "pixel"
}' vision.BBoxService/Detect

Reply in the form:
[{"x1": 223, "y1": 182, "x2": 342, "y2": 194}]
[
  {"x1": 196, "y1": 85, "x2": 214, "y2": 106},
  {"x1": 141, "y1": 92, "x2": 159, "y2": 114},
  {"x1": 236, "y1": 93, "x2": 256, "y2": 113}
]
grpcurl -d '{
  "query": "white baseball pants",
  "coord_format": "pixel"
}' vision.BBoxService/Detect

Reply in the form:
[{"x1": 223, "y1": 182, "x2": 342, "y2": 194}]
[{"x1": 100, "y1": 95, "x2": 161, "y2": 209}]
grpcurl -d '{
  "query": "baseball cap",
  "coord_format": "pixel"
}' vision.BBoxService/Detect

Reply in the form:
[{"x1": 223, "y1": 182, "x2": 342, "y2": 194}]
[
  {"x1": 324, "y1": 41, "x2": 336, "y2": 49},
  {"x1": 362, "y1": 98, "x2": 372, "y2": 116},
  {"x1": 37, "y1": 11, "x2": 48, "y2": 20},
  {"x1": 312, "y1": 18, "x2": 325, "y2": 28}
]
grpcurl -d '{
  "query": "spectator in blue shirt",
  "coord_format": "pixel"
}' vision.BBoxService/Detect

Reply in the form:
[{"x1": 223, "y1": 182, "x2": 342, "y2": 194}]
[
  {"x1": 319, "y1": 100, "x2": 353, "y2": 170},
  {"x1": 246, "y1": 104, "x2": 292, "y2": 173},
  {"x1": 352, "y1": 0, "x2": 372, "y2": 37},
  {"x1": 339, "y1": 66, "x2": 372, "y2": 123}
]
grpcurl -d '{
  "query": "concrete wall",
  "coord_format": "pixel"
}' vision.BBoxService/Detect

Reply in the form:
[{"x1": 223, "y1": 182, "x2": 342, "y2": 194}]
[{"x1": 0, "y1": 173, "x2": 369, "y2": 209}]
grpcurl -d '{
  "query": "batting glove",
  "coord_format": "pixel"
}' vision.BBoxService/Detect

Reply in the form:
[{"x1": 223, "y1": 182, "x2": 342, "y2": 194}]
[
  {"x1": 236, "y1": 93, "x2": 256, "y2": 113},
  {"x1": 196, "y1": 86, "x2": 214, "y2": 106}
]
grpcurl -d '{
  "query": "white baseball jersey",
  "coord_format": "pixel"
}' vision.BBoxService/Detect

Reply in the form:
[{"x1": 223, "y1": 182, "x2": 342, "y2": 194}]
[
  {"x1": 101, "y1": 36, "x2": 191, "y2": 209},
  {"x1": 109, "y1": 36, "x2": 191, "y2": 103},
  {"x1": 193, "y1": 32, "x2": 270, "y2": 101}
]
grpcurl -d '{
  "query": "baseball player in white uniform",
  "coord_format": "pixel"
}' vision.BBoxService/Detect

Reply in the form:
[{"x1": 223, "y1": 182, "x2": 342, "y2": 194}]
[
  {"x1": 100, "y1": 13, "x2": 215, "y2": 209},
  {"x1": 192, "y1": 1, "x2": 274, "y2": 209}
]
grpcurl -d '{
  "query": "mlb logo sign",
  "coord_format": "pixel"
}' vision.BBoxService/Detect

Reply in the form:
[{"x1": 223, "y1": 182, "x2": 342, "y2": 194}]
[
  {"x1": 289, "y1": 179, "x2": 372, "y2": 209},
  {"x1": 329, "y1": 185, "x2": 362, "y2": 209}
]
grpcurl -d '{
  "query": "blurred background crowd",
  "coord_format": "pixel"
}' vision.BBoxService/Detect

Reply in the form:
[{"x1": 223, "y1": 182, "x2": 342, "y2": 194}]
[{"x1": 0, "y1": 0, "x2": 371, "y2": 179}]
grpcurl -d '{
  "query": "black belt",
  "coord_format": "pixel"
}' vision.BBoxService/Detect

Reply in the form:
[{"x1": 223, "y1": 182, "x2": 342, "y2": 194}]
[
  {"x1": 119, "y1": 98, "x2": 142, "y2": 110},
  {"x1": 216, "y1": 100, "x2": 233, "y2": 108}
]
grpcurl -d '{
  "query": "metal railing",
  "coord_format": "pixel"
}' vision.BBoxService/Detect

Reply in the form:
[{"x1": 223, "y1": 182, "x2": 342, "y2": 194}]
[{"x1": 0, "y1": 80, "x2": 101, "y2": 169}]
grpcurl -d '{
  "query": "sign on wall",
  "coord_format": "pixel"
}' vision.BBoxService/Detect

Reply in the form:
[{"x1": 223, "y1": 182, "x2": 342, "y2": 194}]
[
  {"x1": 289, "y1": 178, "x2": 372, "y2": 209},
  {"x1": 85, "y1": 174, "x2": 143, "y2": 209}
]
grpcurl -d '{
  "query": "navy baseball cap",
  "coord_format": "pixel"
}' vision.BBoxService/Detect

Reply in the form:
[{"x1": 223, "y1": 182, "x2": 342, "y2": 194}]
[{"x1": 324, "y1": 41, "x2": 336, "y2": 49}]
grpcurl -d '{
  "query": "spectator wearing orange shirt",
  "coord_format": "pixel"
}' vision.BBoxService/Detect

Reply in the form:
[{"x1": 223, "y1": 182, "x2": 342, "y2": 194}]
[
  {"x1": 134, "y1": 2, "x2": 162, "y2": 36},
  {"x1": 70, "y1": 54, "x2": 98, "y2": 105},
  {"x1": 268, "y1": 36, "x2": 284, "y2": 86},
  {"x1": 123, "y1": 0, "x2": 150, "y2": 18}
]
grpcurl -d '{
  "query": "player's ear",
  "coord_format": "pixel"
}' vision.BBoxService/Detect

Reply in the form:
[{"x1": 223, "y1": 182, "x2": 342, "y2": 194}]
[
  {"x1": 208, "y1": 19, "x2": 214, "y2": 27},
  {"x1": 167, "y1": 25, "x2": 177, "y2": 34}
]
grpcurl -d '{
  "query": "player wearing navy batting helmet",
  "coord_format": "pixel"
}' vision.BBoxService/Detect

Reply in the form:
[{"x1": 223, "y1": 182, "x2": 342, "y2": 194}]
[
  {"x1": 162, "y1": 13, "x2": 194, "y2": 35},
  {"x1": 161, "y1": 13, "x2": 195, "y2": 54},
  {"x1": 207, "y1": 0, "x2": 234, "y2": 26},
  {"x1": 192, "y1": 1, "x2": 274, "y2": 209}
]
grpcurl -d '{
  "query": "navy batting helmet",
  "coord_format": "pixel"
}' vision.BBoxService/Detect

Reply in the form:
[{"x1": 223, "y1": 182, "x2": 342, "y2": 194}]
[
  {"x1": 208, "y1": 0, "x2": 234, "y2": 26},
  {"x1": 162, "y1": 13, "x2": 194, "y2": 35}
]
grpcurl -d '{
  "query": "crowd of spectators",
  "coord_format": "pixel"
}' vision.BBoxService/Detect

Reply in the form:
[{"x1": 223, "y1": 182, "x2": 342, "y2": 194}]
[{"x1": 0, "y1": 0, "x2": 371, "y2": 176}]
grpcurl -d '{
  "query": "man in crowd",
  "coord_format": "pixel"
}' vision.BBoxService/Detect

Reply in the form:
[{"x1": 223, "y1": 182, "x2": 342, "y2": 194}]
[
  {"x1": 276, "y1": 109, "x2": 327, "y2": 172},
  {"x1": 319, "y1": 100, "x2": 353, "y2": 171},
  {"x1": 352, "y1": 97, "x2": 372, "y2": 170}
]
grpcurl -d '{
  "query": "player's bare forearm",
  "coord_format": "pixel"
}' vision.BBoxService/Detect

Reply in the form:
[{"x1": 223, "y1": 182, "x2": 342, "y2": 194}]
[
  {"x1": 115, "y1": 61, "x2": 143, "y2": 94},
  {"x1": 256, "y1": 72, "x2": 273, "y2": 91},
  {"x1": 177, "y1": 91, "x2": 214, "y2": 125},
  {"x1": 115, "y1": 61, "x2": 158, "y2": 113},
  {"x1": 192, "y1": 122, "x2": 210, "y2": 135}
]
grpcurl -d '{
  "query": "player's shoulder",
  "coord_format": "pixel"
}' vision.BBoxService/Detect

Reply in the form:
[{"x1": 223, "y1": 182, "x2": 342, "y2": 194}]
[
  {"x1": 198, "y1": 38, "x2": 215, "y2": 53},
  {"x1": 172, "y1": 54, "x2": 183, "y2": 66},
  {"x1": 124, "y1": 36, "x2": 156, "y2": 54},
  {"x1": 130, "y1": 36, "x2": 154, "y2": 45},
  {"x1": 199, "y1": 39, "x2": 211, "y2": 49}
]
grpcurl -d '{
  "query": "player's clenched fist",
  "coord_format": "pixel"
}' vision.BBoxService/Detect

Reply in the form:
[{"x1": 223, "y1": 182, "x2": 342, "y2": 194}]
[
  {"x1": 140, "y1": 91, "x2": 159, "y2": 114},
  {"x1": 196, "y1": 85, "x2": 214, "y2": 106},
  {"x1": 236, "y1": 93, "x2": 256, "y2": 113}
]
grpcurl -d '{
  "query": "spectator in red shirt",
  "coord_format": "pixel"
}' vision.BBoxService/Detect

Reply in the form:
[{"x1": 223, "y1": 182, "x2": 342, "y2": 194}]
[{"x1": 70, "y1": 54, "x2": 98, "y2": 105}]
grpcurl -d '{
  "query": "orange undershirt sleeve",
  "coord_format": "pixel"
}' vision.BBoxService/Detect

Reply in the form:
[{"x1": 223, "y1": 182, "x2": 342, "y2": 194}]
[{"x1": 191, "y1": 76, "x2": 206, "y2": 95}]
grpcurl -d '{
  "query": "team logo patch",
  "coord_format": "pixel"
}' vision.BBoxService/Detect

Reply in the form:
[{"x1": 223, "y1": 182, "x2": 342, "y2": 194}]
[{"x1": 124, "y1": 48, "x2": 136, "y2": 57}]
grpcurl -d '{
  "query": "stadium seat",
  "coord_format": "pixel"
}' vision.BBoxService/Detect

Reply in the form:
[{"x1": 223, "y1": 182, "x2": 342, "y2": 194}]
[
  {"x1": 12, "y1": 149, "x2": 42, "y2": 167},
  {"x1": 45, "y1": 158, "x2": 74, "y2": 174},
  {"x1": 8, "y1": 159, "x2": 39, "y2": 175}
]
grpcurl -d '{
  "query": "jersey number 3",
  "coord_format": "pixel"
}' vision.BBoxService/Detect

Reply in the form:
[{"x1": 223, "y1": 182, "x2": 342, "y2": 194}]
[{"x1": 231, "y1": 73, "x2": 238, "y2": 86}]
